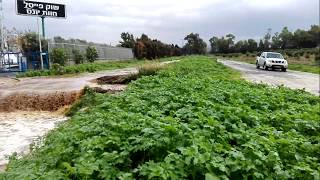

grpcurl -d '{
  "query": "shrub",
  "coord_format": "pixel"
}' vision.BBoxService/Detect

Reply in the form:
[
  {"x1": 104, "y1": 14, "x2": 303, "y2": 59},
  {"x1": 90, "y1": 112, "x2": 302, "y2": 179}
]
[
  {"x1": 138, "y1": 62, "x2": 166, "y2": 76},
  {"x1": 293, "y1": 52, "x2": 300, "y2": 58},
  {"x1": 51, "y1": 63, "x2": 65, "y2": 75},
  {"x1": 286, "y1": 51, "x2": 293, "y2": 57},
  {"x1": 86, "y1": 46, "x2": 98, "y2": 63},
  {"x1": 72, "y1": 49, "x2": 84, "y2": 64},
  {"x1": 298, "y1": 50, "x2": 304, "y2": 56},
  {"x1": 50, "y1": 48, "x2": 67, "y2": 66},
  {"x1": 315, "y1": 53, "x2": 320, "y2": 64},
  {"x1": 305, "y1": 54, "x2": 310, "y2": 59}
]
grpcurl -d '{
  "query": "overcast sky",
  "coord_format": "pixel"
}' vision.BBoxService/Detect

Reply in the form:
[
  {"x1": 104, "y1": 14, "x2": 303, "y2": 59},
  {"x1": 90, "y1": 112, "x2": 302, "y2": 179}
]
[{"x1": 4, "y1": 0, "x2": 319, "y2": 46}]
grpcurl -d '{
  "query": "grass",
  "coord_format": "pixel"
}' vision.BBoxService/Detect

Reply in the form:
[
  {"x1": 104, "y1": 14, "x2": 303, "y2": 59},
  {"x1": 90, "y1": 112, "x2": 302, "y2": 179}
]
[
  {"x1": 215, "y1": 54, "x2": 320, "y2": 74},
  {"x1": 138, "y1": 62, "x2": 167, "y2": 76},
  {"x1": 288, "y1": 64, "x2": 320, "y2": 74},
  {"x1": 2, "y1": 56, "x2": 319, "y2": 179},
  {"x1": 16, "y1": 57, "x2": 183, "y2": 78}
]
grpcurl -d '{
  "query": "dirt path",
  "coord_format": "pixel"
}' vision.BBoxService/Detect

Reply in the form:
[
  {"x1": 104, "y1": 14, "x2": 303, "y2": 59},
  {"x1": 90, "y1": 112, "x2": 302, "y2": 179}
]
[
  {"x1": 218, "y1": 59, "x2": 320, "y2": 96},
  {"x1": 0, "y1": 67, "x2": 137, "y2": 98}
]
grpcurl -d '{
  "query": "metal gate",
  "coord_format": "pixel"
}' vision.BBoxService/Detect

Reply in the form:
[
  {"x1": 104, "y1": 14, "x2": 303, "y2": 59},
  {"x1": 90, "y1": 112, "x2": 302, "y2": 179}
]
[
  {"x1": 0, "y1": 52, "x2": 25, "y2": 73},
  {"x1": 24, "y1": 51, "x2": 50, "y2": 70}
]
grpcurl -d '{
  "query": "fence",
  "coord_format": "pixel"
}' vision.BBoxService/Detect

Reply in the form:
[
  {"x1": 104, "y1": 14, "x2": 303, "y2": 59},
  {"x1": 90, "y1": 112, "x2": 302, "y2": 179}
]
[
  {"x1": 48, "y1": 42, "x2": 134, "y2": 65},
  {"x1": 0, "y1": 52, "x2": 24, "y2": 73}
]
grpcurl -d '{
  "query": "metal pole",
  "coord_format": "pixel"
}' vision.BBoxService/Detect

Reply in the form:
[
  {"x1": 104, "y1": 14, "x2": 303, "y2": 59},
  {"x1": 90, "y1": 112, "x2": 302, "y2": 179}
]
[
  {"x1": 41, "y1": 16, "x2": 45, "y2": 39},
  {"x1": 37, "y1": 17, "x2": 44, "y2": 70},
  {"x1": 0, "y1": 0, "x2": 4, "y2": 69}
]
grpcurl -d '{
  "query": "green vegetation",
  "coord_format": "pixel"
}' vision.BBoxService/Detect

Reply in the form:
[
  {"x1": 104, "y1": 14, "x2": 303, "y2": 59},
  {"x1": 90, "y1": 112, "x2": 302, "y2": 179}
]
[
  {"x1": 16, "y1": 57, "x2": 182, "y2": 78},
  {"x1": 288, "y1": 64, "x2": 320, "y2": 74},
  {"x1": 137, "y1": 62, "x2": 167, "y2": 76},
  {"x1": 51, "y1": 48, "x2": 68, "y2": 66},
  {"x1": 132, "y1": 34, "x2": 182, "y2": 60},
  {"x1": 17, "y1": 60, "x2": 144, "y2": 78},
  {"x1": 72, "y1": 49, "x2": 85, "y2": 65},
  {"x1": 86, "y1": 46, "x2": 99, "y2": 63},
  {"x1": 18, "y1": 32, "x2": 48, "y2": 52},
  {"x1": 209, "y1": 25, "x2": 319, "y2": 54},
  {"x1": 183, "y1": 33, "x2": 207, "y2": 55},
  {"x1": 3, "y1": 56, "x2": 319, "y2": 179}
]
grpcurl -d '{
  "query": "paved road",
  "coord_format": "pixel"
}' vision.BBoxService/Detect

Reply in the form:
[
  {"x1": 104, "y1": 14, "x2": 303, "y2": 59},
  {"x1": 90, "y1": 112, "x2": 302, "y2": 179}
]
[
  {"x1": 218, "y1": 59, "x2": 320, "y2": 96},
  {"x1": 0, "y1": 67, "x2": 137, "y2": 99}
]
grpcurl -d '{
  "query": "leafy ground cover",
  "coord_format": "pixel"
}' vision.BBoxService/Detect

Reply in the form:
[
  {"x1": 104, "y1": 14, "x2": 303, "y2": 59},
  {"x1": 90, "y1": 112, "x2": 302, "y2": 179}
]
[
  {"x1": 2, "y1": 56, "x2": 320, "y2": 179},
  {"x1": 16, "y1": 57, "x2": 181, "y2": 78}
]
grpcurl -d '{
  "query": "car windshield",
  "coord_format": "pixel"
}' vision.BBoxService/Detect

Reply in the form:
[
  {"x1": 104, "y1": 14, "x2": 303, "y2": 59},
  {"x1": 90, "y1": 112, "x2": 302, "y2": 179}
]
[{"x1": 267, "y1": 53, "x2": 283, "y2": 59}]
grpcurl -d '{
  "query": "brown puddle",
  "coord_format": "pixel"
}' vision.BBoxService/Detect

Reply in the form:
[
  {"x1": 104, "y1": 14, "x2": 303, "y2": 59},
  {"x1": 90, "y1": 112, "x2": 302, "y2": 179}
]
[
  {"x1": 0, "y1": 75, "x2": 131, "y2": 172},
  {"x1": 0, "y1": 111, "x2": 68, "y2": 171}
]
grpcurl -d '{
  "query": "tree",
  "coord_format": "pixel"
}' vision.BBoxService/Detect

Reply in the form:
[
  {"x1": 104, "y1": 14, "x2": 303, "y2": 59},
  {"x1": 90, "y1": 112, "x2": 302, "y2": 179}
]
[
  {"x1": 209, "y1": 36, "x2": 219, "y2": 53},
  {"x1": 279, "y1": 27, "x2": 294, "y2": 49},
  {"x1": 50, "y1": 48, "x2": 67, "y2": 66},
  {"x1": 18, "y1": 32, "x2": 48, "y2": 53},
  {"x1": 271, "y1": 32, "x2": 282, "y2": 49},
  {"x1": 247, "y1": 39, "x2": 258, "y2": 52},
  {"x1": 133, "y1": 34, "x2": 182, "y2": 60},
  {"x1": 226, "y1": 34, "x2": 236, "y2": 52},
  {"x1": 309, "y1": 25, "x2": 320, "y2": 47},
  {"x1": 183, "y1": 33, "x2": 207, "y2": 55},
  {"x1": 258, "y1": 40, "x2": 264, "y2": 51},
  {"x1": 1, "y1": 27, "x2": 22, "y2": 52},
  {"x1": 72, "y1": 49, "x2": 84, "y2": 64},
  {"x1": 293, "y1": 29, "x2": 315, "y2": 48},
  {"x1": 263, "y1": 28, "x2": 272, "y2": 50},
  {"x1": 86, "y1": 46, "x2": 98, "y2": 63},
  {"x1": 119, "y1": 32, "x2": 135, "y2": 48}
]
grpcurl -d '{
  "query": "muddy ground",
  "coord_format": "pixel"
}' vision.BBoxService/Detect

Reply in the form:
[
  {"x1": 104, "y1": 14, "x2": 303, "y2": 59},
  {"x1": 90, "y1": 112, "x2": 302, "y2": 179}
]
[{"x1": 0, "y1": 111, "x2": 67, "y2": 170}]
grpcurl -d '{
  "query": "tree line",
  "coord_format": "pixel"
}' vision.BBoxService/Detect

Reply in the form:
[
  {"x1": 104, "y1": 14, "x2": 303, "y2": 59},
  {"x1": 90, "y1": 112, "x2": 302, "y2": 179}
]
[
  {"x1": 10, "y1": 25, "x2": 319, "y2": 62},
  {"x1": 119, "y1": 32, "x2": 208, "y2": 59},
  {"x1": 209, "y1": 25, "x2": 320, "y2": 54},
  {"x1": 119, "y1": 33, "x2": 182, "y2": 59}
]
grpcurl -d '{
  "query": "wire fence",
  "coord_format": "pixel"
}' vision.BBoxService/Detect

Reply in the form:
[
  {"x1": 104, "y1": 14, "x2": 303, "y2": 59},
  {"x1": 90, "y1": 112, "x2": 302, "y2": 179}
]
[{"x1": 48, "y1": 42, "x2": 134, "y2": 65}]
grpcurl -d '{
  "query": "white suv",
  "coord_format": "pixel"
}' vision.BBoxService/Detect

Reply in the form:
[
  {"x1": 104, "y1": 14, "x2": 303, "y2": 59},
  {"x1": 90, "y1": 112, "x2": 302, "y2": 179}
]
[{"x1": 256, "y1": 52, "x2": 288, "y2": 72}]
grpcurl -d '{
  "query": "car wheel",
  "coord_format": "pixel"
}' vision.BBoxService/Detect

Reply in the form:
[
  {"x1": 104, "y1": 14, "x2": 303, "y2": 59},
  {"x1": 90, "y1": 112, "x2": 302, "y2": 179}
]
[
  {"x1": 256, "y1": 62, "x2": 260, "y2": 69},
  {"x1": 264, "y1": 63, "x2": 269, "y2": 70},
  {"x1": 282, "y1": 68, "x2": 287, "y2": 72}
]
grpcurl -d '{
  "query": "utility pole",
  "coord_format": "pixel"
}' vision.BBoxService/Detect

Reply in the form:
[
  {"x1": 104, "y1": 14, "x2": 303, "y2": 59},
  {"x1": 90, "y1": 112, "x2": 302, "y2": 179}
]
[
  {"x1": 0, "y1": 0, "x2": 4, "y2": 69},
  {"x1": 41, "y1": 16, "x2": 45, "y2": 39},
  {"x1": 0, "y1": 0, "x2": 3, "y2": 51},
  {"x1": 37, "y1": 17, "x2": 44, "y2": 70}
]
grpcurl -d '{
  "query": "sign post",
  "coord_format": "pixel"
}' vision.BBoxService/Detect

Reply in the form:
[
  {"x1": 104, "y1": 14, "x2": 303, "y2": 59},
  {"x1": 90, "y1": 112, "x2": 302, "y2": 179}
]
[
  {"x1": 16, "y1": 0, "x2": 66, "y2": 19},
  {"x1": 41, "y1": 16, "x2": 45, "y2": 38},
  {"x1": 16, "y1": 0, "x2": 66, "y2": 70},
  {"x1": 36, "y1": 17, "x2": 43, "y2": 70}
]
